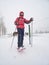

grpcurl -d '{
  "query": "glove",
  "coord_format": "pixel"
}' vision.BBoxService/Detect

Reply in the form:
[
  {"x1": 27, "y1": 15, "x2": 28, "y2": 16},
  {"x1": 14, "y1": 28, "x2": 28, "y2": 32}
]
[
  {"x1": 30, "y1": 18, "x2": 33, "y2": 21},
  {"x1": 13, "y1": 32, "x2": 18, "y2": 36}
]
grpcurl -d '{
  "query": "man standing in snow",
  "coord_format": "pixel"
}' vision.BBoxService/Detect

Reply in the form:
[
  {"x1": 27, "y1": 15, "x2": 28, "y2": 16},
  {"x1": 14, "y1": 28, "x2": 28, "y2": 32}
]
[{"x1": 14, "y1": 11, "x2": 33, "y2": 50}]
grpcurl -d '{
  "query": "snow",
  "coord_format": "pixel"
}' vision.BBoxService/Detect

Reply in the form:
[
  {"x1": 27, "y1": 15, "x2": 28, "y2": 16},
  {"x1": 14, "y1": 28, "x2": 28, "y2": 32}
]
[{"x1": 0, "y1": 33, "x2": 49, "y2": 65}]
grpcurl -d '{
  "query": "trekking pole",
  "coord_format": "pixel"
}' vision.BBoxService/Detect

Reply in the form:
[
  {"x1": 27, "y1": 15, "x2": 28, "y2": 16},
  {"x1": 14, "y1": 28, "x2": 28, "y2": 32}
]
[{"x1": 11, "y1": 28, "x2": 16, "y2": 48}]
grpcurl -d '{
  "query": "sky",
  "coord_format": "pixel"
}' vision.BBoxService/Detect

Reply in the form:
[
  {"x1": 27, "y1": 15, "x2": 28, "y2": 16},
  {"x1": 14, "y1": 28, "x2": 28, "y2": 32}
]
[{"x1": 0, "y1": 0, "x2": 49, "y2": 33}]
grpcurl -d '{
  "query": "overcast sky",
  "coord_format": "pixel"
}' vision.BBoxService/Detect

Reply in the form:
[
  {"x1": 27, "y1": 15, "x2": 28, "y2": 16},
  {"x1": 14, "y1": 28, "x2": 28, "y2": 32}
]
[{"x1": 0, "y1": 0, "x2": 49, "y2": 33}]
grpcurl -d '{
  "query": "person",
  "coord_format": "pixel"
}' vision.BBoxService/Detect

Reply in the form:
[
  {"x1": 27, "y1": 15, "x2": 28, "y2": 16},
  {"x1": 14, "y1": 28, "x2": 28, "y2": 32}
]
[{"x1": 14, "y1": 11, "x2": 33, "y2": 50}]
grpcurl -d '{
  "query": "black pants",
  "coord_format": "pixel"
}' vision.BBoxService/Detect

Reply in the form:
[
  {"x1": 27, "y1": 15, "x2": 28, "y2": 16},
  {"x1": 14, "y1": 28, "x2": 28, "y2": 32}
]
[{"x1": 17, "y1": 28, "x2": 24, "y2": 48}]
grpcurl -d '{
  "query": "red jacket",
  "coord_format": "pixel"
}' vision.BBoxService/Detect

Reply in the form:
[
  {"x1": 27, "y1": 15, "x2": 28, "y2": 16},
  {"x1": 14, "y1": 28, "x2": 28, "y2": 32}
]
[{"x1": 14, "y1": 16, "x2": 31, "y2": 29}]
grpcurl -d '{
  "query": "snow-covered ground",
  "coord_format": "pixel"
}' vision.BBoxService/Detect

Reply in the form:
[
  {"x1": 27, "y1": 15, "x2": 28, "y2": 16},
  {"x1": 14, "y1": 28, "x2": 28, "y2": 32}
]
[{"x1": 0, "y1": 33, "x2": 49, "y2": 65}]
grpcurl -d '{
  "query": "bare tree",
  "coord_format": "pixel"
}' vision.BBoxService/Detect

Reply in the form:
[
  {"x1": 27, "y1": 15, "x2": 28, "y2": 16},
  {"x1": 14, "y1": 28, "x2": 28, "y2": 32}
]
[{"x1": 0, "y1": 17, "x2": 6, "y2": 36}]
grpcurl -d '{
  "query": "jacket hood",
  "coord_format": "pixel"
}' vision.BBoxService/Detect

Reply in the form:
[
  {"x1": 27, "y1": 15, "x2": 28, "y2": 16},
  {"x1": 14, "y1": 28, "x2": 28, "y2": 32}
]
[{"x1": 19, "y1": 11, "x2": 24, "y2": 16}]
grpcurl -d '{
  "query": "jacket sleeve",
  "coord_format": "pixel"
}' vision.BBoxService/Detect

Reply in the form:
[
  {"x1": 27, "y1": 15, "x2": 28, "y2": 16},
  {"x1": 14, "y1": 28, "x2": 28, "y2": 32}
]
[
  {"x1": 24, "y1": 18, "x2": 31, "y2": 24},
  {"x1": 14, "y1": 17, "x2": 19, "y2": 25}
]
